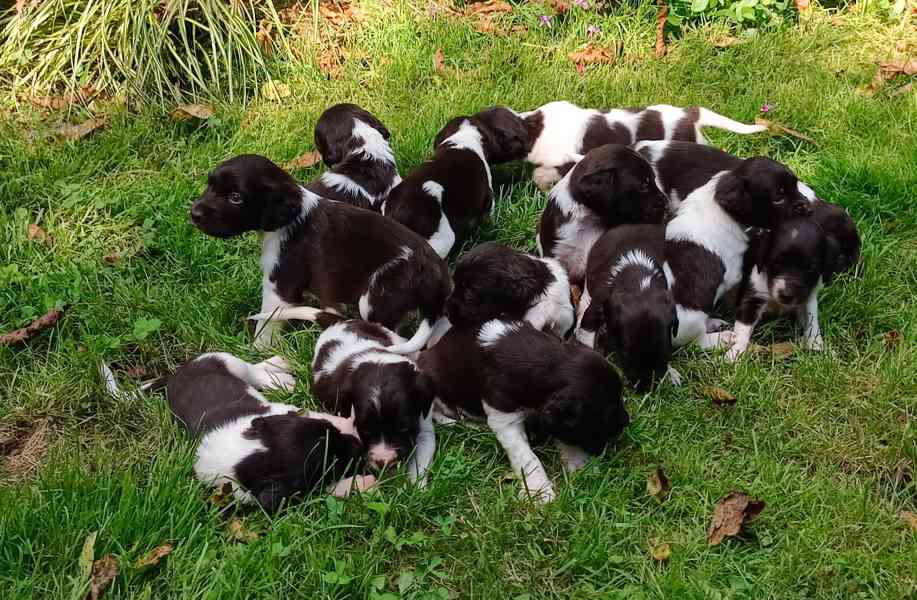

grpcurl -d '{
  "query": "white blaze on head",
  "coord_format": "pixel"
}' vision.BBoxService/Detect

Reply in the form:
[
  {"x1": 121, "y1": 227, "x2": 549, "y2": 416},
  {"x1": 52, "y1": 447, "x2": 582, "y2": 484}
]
[{"x1": 368, "y1": 442, "x2": 399, "y2": 468}]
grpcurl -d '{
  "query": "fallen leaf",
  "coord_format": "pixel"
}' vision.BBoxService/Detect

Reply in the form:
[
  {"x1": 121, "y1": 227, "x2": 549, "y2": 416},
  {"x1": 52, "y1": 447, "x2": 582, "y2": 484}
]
[
  {"x1": 899, "y1": 510, "x2": 917, "y2": 532},
  {"x1": 889, "y1": 82, "x2": 914, "y2": 97},
  {"x1": 227, "y1": 517, "x2": 260, "y2": 543},
  {"x1": 1, "y1": 418, "x2": 50, "y2": 481},
  {"x1": 135, "y1": 542, "x2": 174, "y2": 568},
  {"x1": 651, "y1": 542, "x2": 671, "y2": 561},
  {"x1": 52, "y1": 118, "x2": 108, "y2": 141},
  {"x1": 210, "y1": 481, "x2": 234, "y2": 506},
  {"x1": 883, "y1": 330, "x2": 901, "y2": 351},
  {"x1": 568, "y1": 43, "x2": 619, "y2": 68},
  {"x1": 707, "y1": 491, "x2": 765, "y2": 545},
  {"x1": 711, "y1": 34, "x2": 743, "y2": 48},
  {"x1": 0, "y1": 308, "x2": 64, "y2": 346},
  {"x1": 79, "y1": 531, "x2": 98, "y2": 580},
  {"x1": 170, "y1": 103, "x2": 215, "y2": 121},
  {"x1": 466, "y1": 0, "x2": 513, "y2": 16},
  {"x1": 698, "y1": 385, "x2": 737, "y2": 407},
  {"x1": 87, "y1": 555, "x2": 118, "y2": 600},
  {"x1": 24, "y1": 85, "x2": 95, "y2": 110},
  {"x1": 765, "y1": 341, "x2": 795, "y2": 359},
  {"x1": 575, "y1": 61, "x2": 585, "y2": 77},
  {"x1": 27, "y1": 224, "x2": 49, "y2": 243},
  {"x1": 102, "y1": 251, "x2": 123, "y2": 265},
  {"x1": 282, "y1": 150, "x2": 322, "y2": 171},
  {"x1": 261, "y1": 80, "x2": 291, "y2": 101},
  {"x1": 655, "y1": 2, "x2": 668, "y2": 59},
  {"x1": 318, "y1": 49, "x2": 344, "y2": 78},
  {"x1": 647, "y1": 468, "x2": 671, "y2": 500},
  {"x1": 755, "y1": 118, "x2": 816, "y2": 144},
  {"x1": 433, "y1": 48, "x2": 445, "y2": 73},
  {"x1": 879, "y1": 58, "x2": 917, "y2": 77},
  {"x1": 319, "y1": 0, "x2": 366, "y2": 28},
  {"x1": 256, "y1": 18, "x2": 273, "y2": 55},
  {"x1": 465, "y1": 0, "x2": 513, "y2": 35},
  {"x1": 547, "y1": 0, "x2": 570, "y2": 14}
]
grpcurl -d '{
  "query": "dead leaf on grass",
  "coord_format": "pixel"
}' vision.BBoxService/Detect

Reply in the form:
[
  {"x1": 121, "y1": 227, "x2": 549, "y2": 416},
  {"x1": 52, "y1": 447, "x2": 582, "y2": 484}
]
[
  {"x1": 27, "y1": 224, "x2": 50, "y2": 243},
  {"x1": 883, "y1": 330, "x2": 901, "y2": 350},
  {"x1": 655, "y1": 2, "x2": 668, "y2": 58},
  {"x1": 466, "y1": 0, "x2": 513, "y2": 16},
  {"x1": 568, "y1": 43, "x2": 619, "y2": 69},
  {"x1": 698, "y1": 385, "x2": 737, "y2": 407},
  {"x1": 547, "y1": 0, "x2": 570, "y2": 14},
  {"x1": 755, "y1": 118, "x2": 816, "y2": 144},
  {"x1": 433, "y1": 48, "x2": 446, "y2": 73},
  {"x1": 282, "y1": 150, "x2": 322, "y2": 171},
  {"x1": 751, "y1": 341, "x2": 795, "y2": 359},
  {"x1": 170, "y1": 103, "x2": 215, "y2": 121},
  {"x1": 261, "y1": 80, "x2": 291, "y2": 101},
  {"x1": 24, "y1": 85, "x2": 95, "y2": 110},
  {"x1": 651, "y1": 541, "x2": 671, "y2": 561},
  {"x1": 52, "y1": 118, "x2": 108, "y2": 141},
  {"x1": 210, "y1": 481, "x2": 235, "y2": 506},
  {"x1": 79, "y1": 531, "x2": 98, "y2": 580},
  {"x1": 1, "y1": 419, "x2": 50, "y2": 481},
  {"x1": 707, "y1": 491, "x2": 765, "y2": 545},
  {"x1": 0, "y1": 308, "x2": 64, "y2": 346},
  {"x1": 319, "y1": 0, "x2": 366, "y2": 28},
  {"x1": 710, "y1": 34, "x2": 743, "y2": 48},
  {"x1": 879, "y1": 57, "x2": 917, "y2": 77},
  {"x1": 136, "y1": 542, "x2": 174, "y2": 568},
  {"x1": 318, "y1": 49, "x2": 344, "y2": 78},
  {"x1": 899, "y1": 510, "x2": 917, "y2": 532},
  {"x1": 124, "y1": 364, "x2": 148, "y2": 379},
  {"x1": 465, "y1": 0, "x2": 516, "y2": 35},
  {"x1": 226, "y1": 517, "x2": 260, "y2": 543},
  {"x1": 87, "y1": 555, "x2": 118, "y2": 600},
  {"x1": 647, "y1": 467, "x2": 671, "y2": 500}
]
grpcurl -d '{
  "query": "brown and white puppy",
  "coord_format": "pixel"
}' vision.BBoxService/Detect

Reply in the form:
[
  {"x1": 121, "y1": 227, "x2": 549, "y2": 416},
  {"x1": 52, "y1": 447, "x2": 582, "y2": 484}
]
[
  {"x1": 100, "y1": 354, "x2": 373, "y2": 512},
  {"x1": 725, "y1": 219, "x2": 828, "y2": 361},
  {"x1": 418, "y1": 319, "x2": 628, "y2": 503},
  {"x1": 445, "y1": 242, "x2": 574, "y2": 338},
  {"x1": 537, "y1": 144, "x2": 667, "y2": 287},
  {"x1": 306, "y1": 103, "x2": 401, "y2": 211},
  {"x1": 664, "y1": 156, "x2": 814, "y2": 352},
  {"x1": 520, "y1": 101, "x2": 766, "y2": 191},
  {"x1": 575, "y1": 225, "x2": 677, "y2": 388},
  {"x1": 382, "y1": 107, "x2": 529, "y2": 257},
  {"x1": 311, "y1": 318, "x2": 436, "y2": 485},
  {"x1": 191, "y1": 154, "x2": 450, "y2": 353}
]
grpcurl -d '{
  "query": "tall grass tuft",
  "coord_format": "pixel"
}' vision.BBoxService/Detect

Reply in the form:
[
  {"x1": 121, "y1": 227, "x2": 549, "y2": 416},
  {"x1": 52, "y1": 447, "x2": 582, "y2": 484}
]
[{"x1": 0, "y1": 0, "x2": 290, "y2": 106}]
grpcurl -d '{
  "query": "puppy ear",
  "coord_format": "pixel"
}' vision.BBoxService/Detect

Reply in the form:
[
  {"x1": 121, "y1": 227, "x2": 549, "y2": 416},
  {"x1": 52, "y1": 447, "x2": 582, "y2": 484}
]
[
  {"x1": 433, "y1": 117, "x2": 464, "y2": 149},
  {"x1": 413, "y1": 370, "x2": 436, "y2": 417},
  {"x1": 478, "y1": 108, "x2": 529, "y2": 163},
  {"x1": 822, "y1": 236, "x2": 842, "y2": 285},
  {"x1": 542, "y1": 389, "x2": 580, "y2": 431},
  {"x1": 574, "y1": 163, "x2": 616, "y2": 212},
  {"x1": 715, "y1": 171, "x2": 753, "y2": 224},
  {"x1": 260, "y1": 173, "x2": 303, "y2": 231},
  {"x1": 354, "y1": 108, "x2": 391, "y2": 140}
]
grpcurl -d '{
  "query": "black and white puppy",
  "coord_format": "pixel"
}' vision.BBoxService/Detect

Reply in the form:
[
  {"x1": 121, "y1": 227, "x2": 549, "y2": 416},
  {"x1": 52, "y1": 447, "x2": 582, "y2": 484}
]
[
  {"x1": 445, "y1": 242, "x2": 574, "y2": 338},
  {"x1": 311, "y1": 318, "x2": 436, "y2": 485},
  {"x1": 664, "y1": 156, "x2": 814, "y2": 351},
  {"x1": 811, "y1": 198, "x2": 860, "y2": 282},
  {"x1": 725, "y1": 219, "x2": 827, "y2": 361},
  {"x1": 520, "y1": 101, "x2": 766, "y2": 191},
  {"x1": 418, "y1": 320, "x2": 628, "y2": 503},
  {"x1": 381, "y1": 107, "x2": 529, "y2": 257},
  {"x1": 305, "y1": 103, "x2": 401, "y2": 211},
  {"x1": 537, "y1": 144, "x2": 667, "y2": 287},
  {"x1": 575, "y1": 225, "x2": 677, "y2": 388},
  {"x1": 191, "y1": 155, "x2": 450, "y2": 353},
  {"x1": 100, "y1": 354, "x2": 374, "y2": 512}
]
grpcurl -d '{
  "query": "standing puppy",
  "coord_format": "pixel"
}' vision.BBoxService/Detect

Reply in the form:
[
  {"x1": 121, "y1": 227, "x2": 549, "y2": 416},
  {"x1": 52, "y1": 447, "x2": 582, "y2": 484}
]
[
  {"x1": 725, "y1": 219, "x2": 828, "y2": 361},
  {"x1": 537, "y1": 144, "x2": 667, "y2": 287},
  {"x1": 382, "y1": 107, "x2": 529, "y2": 257},
  {"x1": 575, "y1": 225, "x2": 677, "y2": 388},
  {"x1": 445, "y1": 242, "x2": 574, "y2": 338},
  {"x1": 521, "y1": 101, "x2": 766, "y2": 191},
  {"x1": 311, "y1": 319, "x2": 437, "y2": 486},
  {"x1": 306, "y1": 103, "x2": 401, "y2": 211},
  {"x1": 419, "y1": 320, "x2": 628, "y2": 503},
  {"x1": 664, "y1": 157, "x2": 814, "y2": 350},
  {"x1": 191, "y1": 155, "x2": 450, "y2": 353},
  {"x1": 101, "y1": 354, "x2": 373, "y2": 512}
]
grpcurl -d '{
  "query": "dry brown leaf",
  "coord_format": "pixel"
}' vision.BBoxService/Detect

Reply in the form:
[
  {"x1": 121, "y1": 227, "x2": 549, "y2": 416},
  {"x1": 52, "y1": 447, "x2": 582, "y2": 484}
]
[
  {"x1": 879, "y1": 58, "x2": 917, "y2": 77},
  {"x1": 282, "y1": 151, "x2": 323, "y2": 171},
  {"x1": 1, "y1": 419, "x2": 50, "y2": 481},
  {"x1": 547, "y1": 0, "x2": 570, "y2": 14},
  {"x1": 318, "y1": 50, "x2": 344, "y2": 78},
  {"x1": 755, "y1": 118, "x2": 816, "y2": 144},
  {"x1": 25, "y1": 85, "x2": 95, "y2": 110},
  {"x1": 256, "y1": 18, "x2": 273, "y2": 55},
  {"x1": 87, "y1": 555, "x2": 118, "y2": 600},
  {"x1": 655, "y1": 2, "x2": 668, "y2": 59},
  {"x1": 698, "y1": 385, "x2": 737, "y2": 407},
  {"x1": 136, "y1": 543, "x2": 174, "y2": 568},
  {"x1": 227, "y1": 517, "x2": 260, "y2": 543},
  {"x1": 465, "y1": 0, "x2": 513, "y2": 35},
  {"x1": 124, "y1": 364, "x2": 148, "y2": 379},
  {"x1": 261, "y1": 81, "x2": 291, "y2": 101},
  {"x1": 466, "y1": 0, "x2": 513, "y2": 16},
  {"x1": 651, "y1": 542, "x2": 671, "y2": 561},
  {"x1": 210, "y1": 481, "x2": 235, "y2": 506},
  {"x1": 647, "y1": 468, "x2": 671, "y2": 500},
  {"x1": 434, "y1": 48, "x2": 445, "y2": 73},
  {"x1": 170, "y1": 104, "x2": 215, "y2": 121},
  {"x1": 568, "y1": 44, "x2": 619, "y2": 67},
  {"x1": 765, "y1": 341, "x2": 795, "y2": 359},
  {"x1": 0, "y1": 308, "x2": 64, "y2": 346},
  {"x1": 883, "y1": 330, "x2": 901, "y2": 350},
  {"x1": 899, "y1": 510, "x2": 917, "y2": 532},
  {"x1": 27, "y1": 224, "x2": 49, "y2": 243},
  {"x1": 53, "y1": 118, "x2": 108, "y2": 142},
  {"x1": 711, "y1": 34, "x2": 743, "y2": 48},
  {"x1": 707, "y1": 491, "x2": 765, "y2": 545},
  {"x1": 102, "y1": 251, "x2": 123, "y2": 265}
]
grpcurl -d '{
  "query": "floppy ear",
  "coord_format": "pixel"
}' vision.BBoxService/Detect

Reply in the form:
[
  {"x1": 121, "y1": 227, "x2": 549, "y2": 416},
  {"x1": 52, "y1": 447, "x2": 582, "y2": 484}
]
[
  {"x1": 354, "y1": 108, "x2": 391, "y2": 140},
  {"x1": 822, "y1": 236, "x2": 842, "y2": 285},
  {"x1": 260, "y1": 174, "x2": 303, "y2": 231},
  {"x1": 573, "y1": 163, "x2": 616, "y2": 212},
  {"x1": 433, "y1": 117, "x2": 464, "y2": 149},
  {"x1": 413, "y1": 370, "x2": 436, "y2": 418},
  {"x1": 541, "y1": 389, "x2": 581, "y2": 432},
  {"x1": 478, "y1": 108, "x2": 529, "y2": 162},
  {"x1": 715, "y1": 171, "x2": 753, "y2": 224}
]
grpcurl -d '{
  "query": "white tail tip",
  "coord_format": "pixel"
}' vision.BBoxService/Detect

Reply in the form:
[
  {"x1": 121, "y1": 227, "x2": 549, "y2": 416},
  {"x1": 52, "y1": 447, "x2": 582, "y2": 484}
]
[
  {"x1": 248, "y1": 306, "x2": 324, "y2": 322},
  {"x1": 386, "y1": 319, "x2": 433, "y2": 355}
]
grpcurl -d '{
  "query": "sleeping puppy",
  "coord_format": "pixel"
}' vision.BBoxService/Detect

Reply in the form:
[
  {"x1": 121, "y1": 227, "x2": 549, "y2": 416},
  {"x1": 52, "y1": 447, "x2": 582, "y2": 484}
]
[
  {"x1": 382, "y1": 106, "x2": 529, "y2": 257},
  {"x1": 418, "y1": 320, "x2": 628, "y2": 503},
  {"x1": 537, "y1": 144, "x2": 667, "y2": 287},
  {"x1": 445, "y1": 242, "x2": 574, "y2": 338},
  {"x1": 575, "y1": 225, "x2": 677, "y2": 388},
  {"x1": 191, "y1": 154, "x2": 450, "y2": 353},
  {"x1": 725, "y1": 219, "x2": 828, "y2": 361},
  {"x1": 306, "y1": 103, "x2": 401, "y2": 211},
  {"x1": 311, "y1": 318, "x2": 436, "y2": 486},
  {"x1": 664, "y1": 156, "x2": 814, "y2": 351},
  {"x1": 521, "y1": 101, "x2": 766, "y2": 190},
  {"x1": 100, "y1": 354, "x2": 374, "y2": 512}
]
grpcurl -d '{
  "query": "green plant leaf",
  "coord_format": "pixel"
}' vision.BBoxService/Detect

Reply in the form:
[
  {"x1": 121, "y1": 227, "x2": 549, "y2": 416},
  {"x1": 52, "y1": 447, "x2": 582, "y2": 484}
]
[
  {"x1": 397, "y1": 571, "x2": 415, "y2": 594},
  {"x1": 692, "y1": 0, "x2": 710, "y2": 13}
]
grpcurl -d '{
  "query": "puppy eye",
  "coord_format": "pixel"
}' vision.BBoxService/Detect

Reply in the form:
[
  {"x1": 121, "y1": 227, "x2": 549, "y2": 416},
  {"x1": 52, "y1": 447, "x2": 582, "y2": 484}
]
[{"x1": 229, "y1": 192, "x2": 243, "y2": 205}]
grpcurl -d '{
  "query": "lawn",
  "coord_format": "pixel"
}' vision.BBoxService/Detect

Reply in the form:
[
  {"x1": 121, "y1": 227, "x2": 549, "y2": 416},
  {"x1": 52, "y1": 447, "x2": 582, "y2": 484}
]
[{"x1": 1, "y1": 2, "x2": 916, "y2": 598}]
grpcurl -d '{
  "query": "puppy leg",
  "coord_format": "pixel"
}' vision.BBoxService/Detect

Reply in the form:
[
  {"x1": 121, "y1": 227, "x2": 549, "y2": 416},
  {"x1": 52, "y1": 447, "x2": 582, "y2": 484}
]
[
  {"x1": 304, "y1": 411, "x2": 359, "y2": 439},
  {"x1": 252, "y1": 285, "x2": 291, "y2": 350},
  {"x1": 432, "y1": 398, "x2": 458, "y2": 425},
  {"x1": 483, "y1": 401, "x2": 555, "y2": 503},
  {"x1": 725, "y1": 294, "x2": 767, "y2": 362},
  {"x1": 206, "y1": 353, "x2": 296, "y2": 391},
  {"x1": 407, "y1": 412, "x2": 436, "y2": 488},
  {"x1": 329, "y1": 474, "x2": 378, "y2": 498},
  {"x1": 555, "y1": 440, "x2": 590, "y2": 473},
  {"x1": 672, "y1": 306, "x2": 709, "y2": 348},
  {"x1": 699, "y1": 330, "x2": 735, "y2": 349},
  {"x1": 798, "y1": 290, "x2": 824, "y2": 351}
]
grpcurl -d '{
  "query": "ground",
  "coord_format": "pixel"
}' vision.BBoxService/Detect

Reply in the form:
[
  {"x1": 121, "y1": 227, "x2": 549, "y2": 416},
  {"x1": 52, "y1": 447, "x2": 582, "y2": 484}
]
[{"x1": 1, "y1": 3, "x2": 916, "y2": 599}]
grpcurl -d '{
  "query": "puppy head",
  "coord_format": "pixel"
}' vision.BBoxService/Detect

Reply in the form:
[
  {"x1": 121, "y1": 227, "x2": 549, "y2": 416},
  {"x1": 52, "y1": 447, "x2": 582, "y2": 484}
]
[
  {"x1": 191, "y1": 154, "x2": 302, "y2": 237},
  {"x1": 471, "y1": 106, "x2": 530, "y2": 163},
  {"x1": 314, "y1": 103, "x2": 391, "y2": 167},
  {"x1": 763, "y1": 218, "x2": 827, "y2": 307},
  {"x1": 812, "y1": 199, "x2": 860, "y2": 282},
  {"x1": 345, "y1": 362, "x2": 435, "y2": 471},
  {"x1": 446, "y1": 242, "x2": 538, "y2": 326},
  {"x1": 719, "y1": 157, "x2": 814, "y2": 228},
  {"x1": 568, "y1": 144, "x2": 667, "y2": 226}
]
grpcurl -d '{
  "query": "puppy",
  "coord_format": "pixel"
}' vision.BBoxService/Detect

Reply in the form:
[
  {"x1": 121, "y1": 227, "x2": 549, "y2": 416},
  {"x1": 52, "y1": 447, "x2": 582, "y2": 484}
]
[
  {"x1": 445, "y1": 242, "x2": 574, "y2": 338},
  {"x1": 100, "y1": 354, "x2": 373, "y2": 512},
  {"x1": 812, "y1": 198, "x2": 860, "y2": 281},
  {"x1": 725, "y1": 219, "x2": 827, "y2": 361},
  {"x1": 575, "y1": 225, "x2": 677, "y2": 388},
  {"x1": 418, "y1": 320, "x2": 628, "y2": 502},
  {"x1": 664, "y1": 157, "x2": 814, "y2": 351},
  {"x1": 382, "y1": 107, "x2": 529, "y2": 257},
  {"x1": 311, "y1": 318, "x2": 436, "y2": 485},
  {"x1": 521, "y1": 101, "x2": 766, "y2": 190},
  {"x1": 537, "y1": 144, "x2": 667, "y2": 287},
  {"x1": 306, "y1": 103, "x2": 401, "y2": 211},
  {"x1": 191, "y1": 155, "x2": 450, "y2": 353}
]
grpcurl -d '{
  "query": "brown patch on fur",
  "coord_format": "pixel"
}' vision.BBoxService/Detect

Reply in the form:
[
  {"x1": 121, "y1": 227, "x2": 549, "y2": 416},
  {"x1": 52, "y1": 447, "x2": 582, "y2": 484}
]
[{"x1": 1, "y1": 418, "x2": 51, "y2": 482}]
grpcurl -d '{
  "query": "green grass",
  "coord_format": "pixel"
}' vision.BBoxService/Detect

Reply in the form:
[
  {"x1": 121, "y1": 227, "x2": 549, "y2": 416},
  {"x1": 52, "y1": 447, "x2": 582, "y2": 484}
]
[{"x1": 2, "y1": 3, "x2": 917, "y2": 598}]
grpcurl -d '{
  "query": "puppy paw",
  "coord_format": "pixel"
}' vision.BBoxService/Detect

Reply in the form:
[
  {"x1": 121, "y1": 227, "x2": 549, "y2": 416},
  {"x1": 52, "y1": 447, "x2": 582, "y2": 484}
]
[
  {"x1": 706, "y1": 318, "x2": 729, "y2": 333},
  {"x1": 260, "y1": 355, "x2": 290, "y2": 373},
  {"x1": 804, "y1": 334, "x2": 824, "y2": 351},
  {"x1": 262, "y1": 370, "x2": 296, "y2": 392},
  {"x1": 519, "y1": 482, "x2": 556, "y2": 504},
  {"x1": 724, "y1": 345, "x2": 744, "y2": 363},
  {"x1": 355, "y1": 474, "x2": 378, "y2": 493},
  {"x1": 666, "y1": 366, "x2": 683, "y2": 386}
]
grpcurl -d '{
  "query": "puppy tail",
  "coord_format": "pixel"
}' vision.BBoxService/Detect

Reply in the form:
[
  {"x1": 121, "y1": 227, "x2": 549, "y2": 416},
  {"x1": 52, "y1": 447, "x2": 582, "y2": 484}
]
[
  {"x1": 697, "y1": 108, "x2": 767, "y2": 135},
  {"x1": 248, "y1": 306, "x2": 345, "y2": 329},
  {"x1": 99, "y1": 363, "x2": 163, "y2": 402}
]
